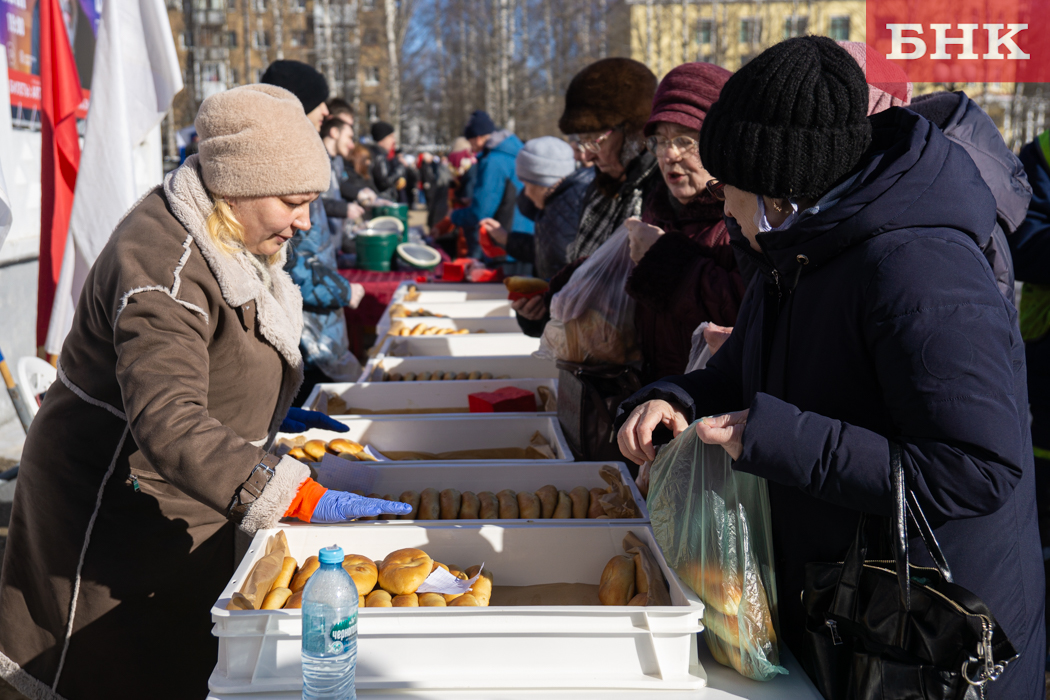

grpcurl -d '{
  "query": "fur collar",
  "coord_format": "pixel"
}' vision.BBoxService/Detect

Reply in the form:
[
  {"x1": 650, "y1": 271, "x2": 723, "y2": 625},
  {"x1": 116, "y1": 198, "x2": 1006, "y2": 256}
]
[{"x1": 164, "y1": 157, "x2": 304, "y2": 446}]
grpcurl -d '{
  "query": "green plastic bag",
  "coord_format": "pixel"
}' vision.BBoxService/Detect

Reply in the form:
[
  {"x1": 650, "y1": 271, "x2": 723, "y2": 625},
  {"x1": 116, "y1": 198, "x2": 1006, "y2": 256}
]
[{"x1": 648, "y1": 422, "x2": 788, "y2": 681}]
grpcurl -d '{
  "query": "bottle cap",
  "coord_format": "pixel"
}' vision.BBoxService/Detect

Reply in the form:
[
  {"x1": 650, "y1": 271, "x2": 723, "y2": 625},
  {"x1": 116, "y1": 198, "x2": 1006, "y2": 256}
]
[{"x1": 318, "y1": 544, "x2": 344, "y2": 564}]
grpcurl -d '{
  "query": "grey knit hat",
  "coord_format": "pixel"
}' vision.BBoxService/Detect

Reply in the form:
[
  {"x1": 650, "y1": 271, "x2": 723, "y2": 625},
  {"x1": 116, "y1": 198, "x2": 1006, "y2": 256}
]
[
  {"x1": 515, "y1": 137, "x2": 576, "y2": 188},
  {"x1": 196, "y1": 84, "x2": 331, "y2": 198}
]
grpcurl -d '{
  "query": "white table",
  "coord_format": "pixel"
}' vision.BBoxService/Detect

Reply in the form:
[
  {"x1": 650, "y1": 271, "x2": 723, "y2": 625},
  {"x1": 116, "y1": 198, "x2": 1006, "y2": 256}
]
[{"x1": 207, "y1": 640, "x2": 824, "y2": 700}]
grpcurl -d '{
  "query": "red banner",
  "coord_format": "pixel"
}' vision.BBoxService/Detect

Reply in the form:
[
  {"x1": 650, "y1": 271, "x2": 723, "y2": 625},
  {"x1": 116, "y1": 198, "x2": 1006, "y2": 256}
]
[
  {"x1": 8, "y1": 70, "x2": 88, "y2": 119},
  {"x1": 866, "y1": 0, "x2": 1050, "y2": 83}
]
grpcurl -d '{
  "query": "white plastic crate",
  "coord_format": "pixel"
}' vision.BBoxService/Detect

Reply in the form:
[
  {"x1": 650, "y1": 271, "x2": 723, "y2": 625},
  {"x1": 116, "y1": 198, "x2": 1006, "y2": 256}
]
[
  {"x1": 377, "y1": 315, "x2": 523, "y2": 343},
  {"x1": 374, "y1": 333, "x2": 540, "y2": 358},
  {"x1": 359, "y1": 354, "x2": 558, "y2": 383},
  {"x1": 301, "y1": 379, "x2": 557, "y2": 415},
  {"x1": 285, "y1": 461, "x2": 649, "y2": 524},
  {"x1": 209, "y1": 523, "x2": 705, "y2": 694},
  {"x1": 276, "y1": 414, "x2": 572, "y2": 463},
  {"x1": 377, "y1": 300, "x2": 516, "y2": 338},
  {"x1": 391, "y1": 281, "x2": 509, "y2": 304}
]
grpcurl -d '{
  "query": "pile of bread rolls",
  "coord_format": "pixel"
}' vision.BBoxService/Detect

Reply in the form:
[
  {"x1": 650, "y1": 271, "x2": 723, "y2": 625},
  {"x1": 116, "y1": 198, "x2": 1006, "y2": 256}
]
[
  {"x1": 391, "y1": 324, "x2": 471, "y2": 337},
  {"x1": 288, "y1": 438, "x2": 378, "y2": 463},
  {"x1": 352, "y1": 484, "x2": 625, "y2": 521},
  {"x1": 597, "y1": 532, "x2": 671, "y2": 608},
  {"x1": 380, "y1": 370, "x2": 510, "y2": 382},
  {"x1": 253, "y1": 548, "x2": 493, "y2": 609},
  {"x1": 389, "y1": 305, "x2": 446, "y2": 319}
]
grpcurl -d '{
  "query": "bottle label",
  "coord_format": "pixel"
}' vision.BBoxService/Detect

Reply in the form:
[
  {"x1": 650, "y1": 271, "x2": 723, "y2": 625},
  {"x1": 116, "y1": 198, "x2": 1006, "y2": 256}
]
[{"x1": 329, "y1": 612, "x2": 357, "y2": 650}]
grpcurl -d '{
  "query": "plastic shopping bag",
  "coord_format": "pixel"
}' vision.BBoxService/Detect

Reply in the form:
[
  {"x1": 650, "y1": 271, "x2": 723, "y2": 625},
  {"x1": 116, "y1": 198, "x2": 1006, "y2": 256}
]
[
  {"x1": 648, "y1": 424, "x2": 787, "y2": 681},
  {"x1": 535, "y1": 222, "x2": 641, "y2": 365}
]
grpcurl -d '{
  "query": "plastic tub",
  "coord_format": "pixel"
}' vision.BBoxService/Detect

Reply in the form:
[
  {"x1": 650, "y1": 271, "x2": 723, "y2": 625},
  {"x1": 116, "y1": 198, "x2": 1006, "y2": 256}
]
[
  {"x1": 356, "y1": 230, "x2": 400, "y2": 271},
  {"x1": 359, "y1": 355, "x2": 559, "y2": 383},
  {"x1": 275, "y1": 414, "x2": 572, "y2": 463},
  {"x1": 371, "y1": 204, "x2": 409, "y2": 240},
  {"x1": 390, "y1": 281, "x2": 509, "y2": 304},
  {"x1": 375, "y1": 333, "x2": 540, "y2": 358},
  {"x1": 209, "y1": 524, "x2": 705, "y2": 694},
  {"x1": 302, "y1": 378, "x2": 557, "y2": 416}
]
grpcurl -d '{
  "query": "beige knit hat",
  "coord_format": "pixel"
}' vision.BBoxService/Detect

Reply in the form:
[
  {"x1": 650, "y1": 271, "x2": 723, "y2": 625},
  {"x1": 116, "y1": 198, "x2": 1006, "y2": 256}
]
[{"x1": 195, "y1": 84, "x2": 331, "y2": 198}]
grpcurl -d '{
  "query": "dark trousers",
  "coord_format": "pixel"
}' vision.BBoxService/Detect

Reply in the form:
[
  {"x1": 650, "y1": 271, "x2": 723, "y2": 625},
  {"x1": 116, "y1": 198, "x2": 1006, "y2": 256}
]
[{"x1": 1029, "y1": 409, "x2": 1050, "y2": 658}]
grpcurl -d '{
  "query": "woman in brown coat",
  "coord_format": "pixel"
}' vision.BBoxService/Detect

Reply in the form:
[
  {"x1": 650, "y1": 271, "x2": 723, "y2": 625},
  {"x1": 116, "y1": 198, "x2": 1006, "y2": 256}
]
[{"x1": 0, "y1": 85, "x2": 406, "y2": 699}]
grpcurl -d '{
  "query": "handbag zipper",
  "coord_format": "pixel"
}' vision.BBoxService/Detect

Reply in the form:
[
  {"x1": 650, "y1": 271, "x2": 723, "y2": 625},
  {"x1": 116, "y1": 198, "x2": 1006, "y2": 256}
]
[{"x1": 825, "y1": 619, "x2": 843, "y2": 645}]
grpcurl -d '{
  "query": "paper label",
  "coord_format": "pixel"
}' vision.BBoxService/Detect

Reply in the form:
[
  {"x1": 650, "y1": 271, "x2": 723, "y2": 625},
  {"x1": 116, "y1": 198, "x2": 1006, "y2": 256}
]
[{"x1": 415, "y1": 563, "x2": 485, "y2": 595}]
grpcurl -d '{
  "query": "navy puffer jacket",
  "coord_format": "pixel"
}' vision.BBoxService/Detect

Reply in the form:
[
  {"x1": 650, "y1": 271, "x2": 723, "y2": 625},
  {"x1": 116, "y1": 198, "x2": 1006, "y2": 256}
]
[{"x1": 618, "y1": 108, "x2": 1044, "y2": 698}]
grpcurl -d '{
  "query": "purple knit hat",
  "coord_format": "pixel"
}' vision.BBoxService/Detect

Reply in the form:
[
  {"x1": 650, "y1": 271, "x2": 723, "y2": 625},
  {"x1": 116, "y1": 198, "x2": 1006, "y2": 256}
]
[{"x1": 644, "y1": 62, "x2": 733, "y2": 137}]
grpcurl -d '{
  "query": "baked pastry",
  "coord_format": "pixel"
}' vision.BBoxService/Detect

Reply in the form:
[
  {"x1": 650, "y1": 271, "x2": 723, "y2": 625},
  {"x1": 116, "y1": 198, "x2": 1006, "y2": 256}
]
[
  {"x1": 342, "y1": 554, "x2": 378, "y2": 596},
  {"x1": 399, "y1": 490, "x2": 421, "y2": 519},
  {"x1": 392, "y1": 593, "x2": 419, "y2": 607},
  {"x1": 535, "y1": 485, "x2": 558, "y2": 518},
  {"x1": 516, "y1": 491, "x2": 541, "y2": 519},
  {"x1": 287, "y1": 447, "x2": 310, "y2": 462},
  {"x1": 459, "y1": 491, "x2": 480, "y2": 519},
  {"x1": 366, "y1": 590, "x2": 392, "y2": 607},
  {"x1": 588, "y1": 488, "x2": 607, "y2": 518},
  {"x1": 504, "y1": 276, "x2": 549, "y2": 296},
  {"x1": 569, "y1": 486, "x2": 590, "y2": 518},
  {"x1": 290, "y1": 556, "x2": 319, "y2": 593},
  {"x1": 418, "y1": 488, "x2": 440, "y2": 519},
  {"x1": 628, "y1": 592, "x2": 648, "y2": 606},
  {"x1": 261, "y1": 587, "x2": 292, "y2": 610},
  {"x1": 303, "y1": 440, "x2": 328, "y2": 461},
  {"x1": 431, "y1": 561, "x2": 450, "y2": 573},
  {"x1": 270, "y1": 556, "x2": 298, "y2": 592},
  {"x1": 439, "y1": 488, "x2": 462, "y2": 519},
  {"x1": 418, "y1": 592, "x2": 447, "y2": 606},
  {"x1": 553, "y1": 490, "x2": 572, "y2": 519},
  {"x1": 285, "y1": 590, "x2": 304, "y2": 609},
  {"x1": 443, "y1": 569, "x2": 469, "y2": 603},
  {"x1": 477, "y1": 491, "x2": 499, "y2": 519},
  {"x1": 598, "y1": 555, "x2": 636, "y2": 605},
  {"x1": 328, "y1": 438, "x2": 364, "y2": 455},
  {"x1": 496, "y1": 489, "x2": 518, "y2": 519},
  {"x1": 634, "y1": 553, "x2": 648, "y2": 594},
  {"x1": 378, "y1": 548, "x2": 434, "y2": 595},
  {"x1": 448, "y1": 594, "x2": 479, "y2": 606},
  {"x1": 465, "y1": 565, "x2": 493, "y2": 606}
]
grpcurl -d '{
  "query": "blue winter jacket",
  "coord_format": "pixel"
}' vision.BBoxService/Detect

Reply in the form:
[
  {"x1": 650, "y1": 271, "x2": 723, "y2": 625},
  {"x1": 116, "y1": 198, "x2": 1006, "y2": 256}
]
[
  {"x1": 618, "y1": 108, "x2": 1044, "y2": 698},
  {"x1": 449, "y1": 131, "x2": 534, "y2": 236}
]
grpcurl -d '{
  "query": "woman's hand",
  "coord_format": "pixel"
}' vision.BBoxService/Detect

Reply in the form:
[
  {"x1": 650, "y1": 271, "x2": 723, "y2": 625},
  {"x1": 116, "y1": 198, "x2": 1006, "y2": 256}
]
[
  {"x1": 625, "y1": 218, "x2": 665, "y2": 264},
  {"x1": 479, "y1": 217, "x2": 509, "y2": 245},
  {"x1": 512, "y1": 295, "x2": 547, "y2": 321},
  {"x1": 347, "y1": 202, "x2": 366, "y2": 221},
  {"x1": 348, "y1": 283, "x2": 366, "y2": 309},
  {"x1": 280, "y1": 408, "x2": 350, "y2": 434},
  {"x1": 695, "y1": 409, "x2": 749, "y2": 460},
  {"x1": 311, "y1": 490, "x2": 412, "y2": 523},
  {"x1": 703, "y1": 324, "x2": 733, "y2": 355},
  {"x1": 357, "y1": 187, "x2": 377, "y2": 206},
  {"x1": 617, "y1": 400, "x2": 688, "y2": 464}
]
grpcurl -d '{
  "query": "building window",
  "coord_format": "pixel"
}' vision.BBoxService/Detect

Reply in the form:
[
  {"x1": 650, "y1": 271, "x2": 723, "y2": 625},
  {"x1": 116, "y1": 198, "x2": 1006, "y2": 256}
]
[
  {"x1": 367, "y1": 102, "x2": 380, "y2": 121},
  {"x1": 783, "y1": 16, "x2": 808, "y2": 39},
  {"x1": 362, "y1": 0, "x2": 375, "y2": 10},
  {"x1": 364, "y1": 30, "x2": 379, "y2": 45},
  {"x1": 181, "y1": 31, "x2": 193, "y2": 49},
  {"x1": 698, "y1": 19, "x2": 713, "y2": 45},
  {"x1": 364, "y1": 66, "x2": 380, "y2": 86},
  {"x1": 739, "y1": 18, "x2": 761, "y2": 44},
  {"x1": 254, "y1": 0, "x2": 266, "y2": 11},
  {"x1": 829, "y1": 16, "x2": 850, "y2": 41},
  {"x1": 290, "y1": 30, "x2": 308, "y2": 47},
  {"x1": 227, "y1": 31, "x2": 238, "y2": 47},
  {"x1": 229, "y1": 67, "x2": 239, "y2": 85},
  {"x1": 293, "y1": 0, "x2": 307, "y2": 9},
  {"x1": 252, "y1": 30, "x2": 270, "y2": 48}
]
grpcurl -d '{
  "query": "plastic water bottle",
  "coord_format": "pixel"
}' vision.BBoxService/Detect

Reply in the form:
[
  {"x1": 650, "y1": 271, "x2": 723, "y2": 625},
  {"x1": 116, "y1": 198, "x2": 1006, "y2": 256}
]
[{"x1": 302, "y1": 545, "x2": 358, "y2": 700}]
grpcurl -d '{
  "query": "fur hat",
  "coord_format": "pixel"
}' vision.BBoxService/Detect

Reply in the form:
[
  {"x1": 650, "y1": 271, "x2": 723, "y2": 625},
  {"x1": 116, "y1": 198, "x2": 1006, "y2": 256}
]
[
  {"x1": 559, "y1": 58, "x2": 657, "y2": 136},
  {"x1": 698, "y1": 36, "x2": 872, "y2": 199},
  {"x1": 195, "y1": 84, "x2": 331, "y2": 198},
  {"x1": 645, "y1": 62, "x2": 732, "y2": 136},
  {"x1": 260, "y1": 60, "x2": 329, "y2": 114}
]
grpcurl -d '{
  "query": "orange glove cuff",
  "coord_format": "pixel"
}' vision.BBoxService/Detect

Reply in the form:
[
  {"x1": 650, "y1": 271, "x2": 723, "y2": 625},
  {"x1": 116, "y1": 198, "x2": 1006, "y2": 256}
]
[{"x1": 283, "y1": 478, "x2": 329, "y2": 522}]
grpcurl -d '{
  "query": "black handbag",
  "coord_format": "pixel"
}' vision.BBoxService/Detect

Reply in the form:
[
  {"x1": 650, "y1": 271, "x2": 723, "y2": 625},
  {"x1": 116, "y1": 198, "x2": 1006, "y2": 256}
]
[
  {"x1": 802, "y1": 443, "x2": 1018, "y2": 699},
  {"x1": 555, "y1": 360, "x2": 641, "y2": 471}
]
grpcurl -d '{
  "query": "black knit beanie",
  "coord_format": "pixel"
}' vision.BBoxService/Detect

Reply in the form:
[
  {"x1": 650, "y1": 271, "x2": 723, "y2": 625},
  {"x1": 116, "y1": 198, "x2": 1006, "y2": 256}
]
[
  {"x1": 698, "y1": 36, "x2": 872, "y2": 199},
  {"x1": 261, "y1": 60, "x2": 329, "y2": 114},
  {"x1": 371, "y1": 121, "x2": 395, "y2": 142}
]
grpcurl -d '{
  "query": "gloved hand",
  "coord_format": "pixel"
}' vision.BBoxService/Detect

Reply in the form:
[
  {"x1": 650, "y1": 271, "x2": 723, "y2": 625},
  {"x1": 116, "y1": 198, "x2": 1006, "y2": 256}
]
[
  {"x1": 280, "y1": 407, "x2": 350, "y2": 434},
  {"x1": 312, "y1": 489, "x2": 412, "y2": 523}
]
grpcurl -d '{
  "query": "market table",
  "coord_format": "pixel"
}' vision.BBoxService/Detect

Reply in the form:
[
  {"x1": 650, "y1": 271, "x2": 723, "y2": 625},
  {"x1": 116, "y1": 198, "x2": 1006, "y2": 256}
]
[{"x1": 206, "y1": 641, "x2": 824, "y2": 700}]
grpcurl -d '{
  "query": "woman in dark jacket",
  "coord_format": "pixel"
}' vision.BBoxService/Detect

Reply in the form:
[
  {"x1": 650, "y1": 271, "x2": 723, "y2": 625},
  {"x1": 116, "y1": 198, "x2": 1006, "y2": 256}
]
[
  {"x1": 616, "y1": 37, "x2": 1043, "y2": 698},
  {"x1": 625, "y1": 62, "x2": 745, "y2": 384}
]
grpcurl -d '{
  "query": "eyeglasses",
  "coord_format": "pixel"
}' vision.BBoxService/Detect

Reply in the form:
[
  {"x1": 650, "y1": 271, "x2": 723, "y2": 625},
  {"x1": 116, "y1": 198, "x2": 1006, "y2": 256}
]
[
  {"x1": 706, "y1": 179, "x2": 726, "y2": 201},
  {"x1": 577, "y1": 127, "x2": 619, "y2": 154},
  {"x1": 646, "y1": 134, "x2": 699, "y2": 158}
]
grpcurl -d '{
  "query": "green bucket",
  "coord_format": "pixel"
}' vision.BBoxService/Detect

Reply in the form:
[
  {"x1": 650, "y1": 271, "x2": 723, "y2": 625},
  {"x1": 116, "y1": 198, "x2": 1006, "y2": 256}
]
[
  {"x1": 356, "y1": 230, "x2": 400, "y2": 271},
  {"x1": 373, "y1": 203, "x2": 409, "y2": 242}
]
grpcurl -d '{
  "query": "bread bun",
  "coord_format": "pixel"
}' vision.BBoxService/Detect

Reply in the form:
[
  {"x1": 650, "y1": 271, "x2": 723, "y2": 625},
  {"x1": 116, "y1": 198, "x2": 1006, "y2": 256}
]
[
  {"x1": 431, "y1": 561, "x2": 450, "y2": 573},
  {"x1": 419, "y1": 592, "x2": 447, "y2": 606},
  {"x1": 303, "y1": 440, "x2": 328, "y2": 461},
  {"x1": 535, "y1": 485, "x2": 558, "y2": 518},
  {"x1": 366, "y1": 590, "x2": 393, "y2": 607},
  {"x1": 443, "y1": 569, "x2": 469, "y2": 603},
  {"x1": 496, "y1": 489, "x2": 518, "y2": 519},
  {"x1": 569, "y1": 486, "x2": 590, "y2": 518},
  {"x1": 418, "y1": 488, "x2": 440, "y2": 519},
  {"x1": 378, "y1": 548, "x2": 434, "y2": 595},
  {"x1": 634, "y1": 553, "x2": 648, "y2": 594},
  {"x1": 459, "y1": 491, "x2": 480, "y2": 519},
  {"x1": 517, "y1": 491, "x2": 541, "y2": 519},
  {"x1": 261, "y1": 587, "x2": 293, "y2": 610},
  {"x1": 328, "y1": 438, "x2": 363, "y2": 455},
  {"x1": 290, "y1": 556, "x2": 320, "y2": 593},
  {"x1": 287, "y1": 447, "x2": 310, "y2": 462},
  {"x1": 342, "y1": 554, "x2": 378, "y2": 595},
  {"x1": 598, "y1": 555, "x2": 636, "y2": 605},
  {"x1": 553, "y1": 490, "x2": 572, "y2": 519},
  {"x1": 270, "y1": 556, "x2": 298, "y2": 592},
  {"x1": 681, "y1": 562, "x2": 742, "y2": 616},
  {"x1": 439, "y1": 488, "x2": 462, "y2": 519},
  {"x1": 392, "y1": 593, "x2": 419, "y2": 607},
  {"x1": 504, "y1": 276, "x2": 549, "y2": 295},
  {"x1": 448, "y1": 593, "x2": 479, "y2": 606},
  {"x1": 379, "y1": 494, "x2": 399, "y2": 520},
  {"x1": 286, "y1": 590, "x2": 304, "y2": 609},
  {"x1": 399, "y1": 490, "x2": 421, "y2": 519},
  {"x1": 477, "y1": 491, "x2": 499, "y2": 519},
  {"x1": 588, "y1": 487, "x2": 607, "y2": 518},
  {"x1": 465, "y1": 565, "x2": 493, "y2": 606}
]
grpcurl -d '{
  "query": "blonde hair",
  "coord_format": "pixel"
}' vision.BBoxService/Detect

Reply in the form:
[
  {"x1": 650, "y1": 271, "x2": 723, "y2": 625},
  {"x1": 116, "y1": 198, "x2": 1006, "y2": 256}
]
[{"x1": 205, "y1": 199, "x2": 280, "y2": 266}]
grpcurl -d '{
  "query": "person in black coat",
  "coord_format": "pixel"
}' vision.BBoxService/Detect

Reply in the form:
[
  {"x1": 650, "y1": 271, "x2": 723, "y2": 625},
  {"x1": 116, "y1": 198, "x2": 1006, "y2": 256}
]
[{"x1": 616, "y1": 36, "x2": 1044, "y2": 698}]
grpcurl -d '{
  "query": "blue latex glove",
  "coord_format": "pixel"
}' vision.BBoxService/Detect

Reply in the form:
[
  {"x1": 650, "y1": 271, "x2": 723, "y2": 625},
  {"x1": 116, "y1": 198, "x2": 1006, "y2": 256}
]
[
  {"x1": 312, "y1": 490, "x2": 413, "y2": 523},
  {"x1": 280, "y1": 407, "x2": 350, "y2": 434}
]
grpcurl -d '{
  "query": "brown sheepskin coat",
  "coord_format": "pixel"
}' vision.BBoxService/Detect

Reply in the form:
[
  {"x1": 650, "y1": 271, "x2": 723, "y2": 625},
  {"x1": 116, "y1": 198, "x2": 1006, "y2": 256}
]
[{"x1": 0, "y1": 157, "x2": 310, "y2": 700}]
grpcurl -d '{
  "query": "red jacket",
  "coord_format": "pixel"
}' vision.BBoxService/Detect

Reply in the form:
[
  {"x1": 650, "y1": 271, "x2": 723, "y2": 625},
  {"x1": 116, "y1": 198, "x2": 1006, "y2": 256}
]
[{"x1": 626, "y1": 181, "x2": 745, "y2": 383}]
